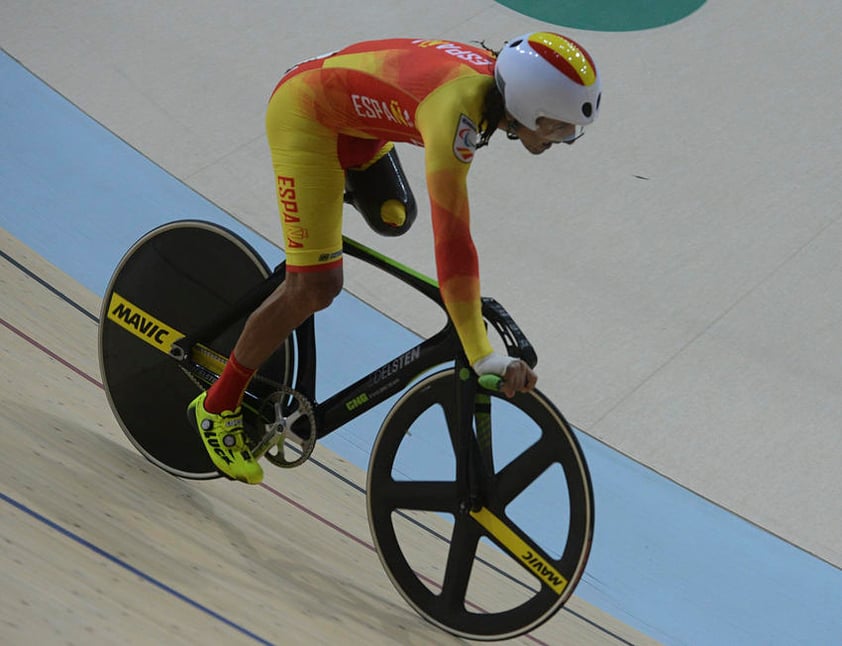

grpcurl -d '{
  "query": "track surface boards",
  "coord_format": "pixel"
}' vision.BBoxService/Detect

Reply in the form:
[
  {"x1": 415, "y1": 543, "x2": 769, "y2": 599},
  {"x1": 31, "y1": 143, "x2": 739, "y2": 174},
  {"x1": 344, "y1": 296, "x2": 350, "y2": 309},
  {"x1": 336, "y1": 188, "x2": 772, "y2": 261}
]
[{"x1": 1, "y1": 229, "x2": 654, "y2": 645}]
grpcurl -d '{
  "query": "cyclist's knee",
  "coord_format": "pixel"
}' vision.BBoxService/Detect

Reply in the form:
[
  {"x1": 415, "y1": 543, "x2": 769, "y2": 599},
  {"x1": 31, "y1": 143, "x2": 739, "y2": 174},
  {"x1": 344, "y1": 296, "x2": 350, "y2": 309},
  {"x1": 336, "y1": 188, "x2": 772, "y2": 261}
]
[
  {"x1": 286, "y1": 267, "x2": 343, "y2": 312},
  {"x1": 345, "y1": 146, "x2": 417, "y2": 237},
  {"x1": 308, "y1": 273, "x2": 343, "y2": 311}
]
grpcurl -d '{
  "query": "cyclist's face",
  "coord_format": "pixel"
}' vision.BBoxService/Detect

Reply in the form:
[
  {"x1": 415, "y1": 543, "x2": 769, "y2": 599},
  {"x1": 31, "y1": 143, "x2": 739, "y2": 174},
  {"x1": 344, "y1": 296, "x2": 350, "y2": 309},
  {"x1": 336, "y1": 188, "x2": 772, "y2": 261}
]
[{"x1": 515, "y1": 118, "x2": 583, "y2": 155}]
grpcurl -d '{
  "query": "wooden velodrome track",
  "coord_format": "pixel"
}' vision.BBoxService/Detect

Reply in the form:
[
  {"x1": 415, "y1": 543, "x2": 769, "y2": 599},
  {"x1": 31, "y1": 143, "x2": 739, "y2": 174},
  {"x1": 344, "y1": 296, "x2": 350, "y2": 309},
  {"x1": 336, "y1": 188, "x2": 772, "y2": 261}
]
[
  {"x1": 2, "y1": 0, "x2": 842, "y2": 643},
  {"x1": 1, "y1": 227, "x2": 655, "y2": 644}
]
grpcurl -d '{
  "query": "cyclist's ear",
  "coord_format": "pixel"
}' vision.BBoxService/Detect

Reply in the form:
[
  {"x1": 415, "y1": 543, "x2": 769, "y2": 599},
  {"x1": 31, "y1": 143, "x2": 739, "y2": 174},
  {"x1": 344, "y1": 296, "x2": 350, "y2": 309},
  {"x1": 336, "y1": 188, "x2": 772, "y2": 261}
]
[{"x1": 345, "y1": 146, "x2": 417, "y2": 237}]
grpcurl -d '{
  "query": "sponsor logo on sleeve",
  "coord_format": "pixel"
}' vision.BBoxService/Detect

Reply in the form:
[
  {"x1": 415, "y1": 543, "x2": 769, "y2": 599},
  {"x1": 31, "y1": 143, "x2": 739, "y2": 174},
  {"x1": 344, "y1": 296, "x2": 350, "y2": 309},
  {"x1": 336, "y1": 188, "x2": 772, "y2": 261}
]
[{"x1": 453, "y1": 114, "x2": 478, "y2": 163}]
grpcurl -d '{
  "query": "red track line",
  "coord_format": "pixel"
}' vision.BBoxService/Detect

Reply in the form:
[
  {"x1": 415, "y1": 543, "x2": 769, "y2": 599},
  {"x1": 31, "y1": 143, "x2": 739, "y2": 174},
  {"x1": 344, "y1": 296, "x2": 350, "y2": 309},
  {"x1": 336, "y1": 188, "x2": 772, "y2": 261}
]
[{"x1": 1, "y1": 317, "x2": 103, "y2": 389}]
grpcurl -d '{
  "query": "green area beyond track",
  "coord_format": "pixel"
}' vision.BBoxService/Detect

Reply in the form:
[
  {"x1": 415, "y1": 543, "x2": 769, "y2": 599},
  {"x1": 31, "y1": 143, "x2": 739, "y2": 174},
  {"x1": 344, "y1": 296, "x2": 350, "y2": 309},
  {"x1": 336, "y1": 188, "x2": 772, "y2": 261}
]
[{"x1": 495, "y1": 0, "x2": 707, "y2": 31}]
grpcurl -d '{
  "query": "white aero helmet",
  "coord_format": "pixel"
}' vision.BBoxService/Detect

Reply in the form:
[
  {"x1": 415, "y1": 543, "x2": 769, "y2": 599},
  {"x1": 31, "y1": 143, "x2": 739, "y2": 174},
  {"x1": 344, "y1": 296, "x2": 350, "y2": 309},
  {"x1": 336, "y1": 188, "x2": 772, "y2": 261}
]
[{"x1": 495, "y1": 32, "x2": 601, "y2": 129}]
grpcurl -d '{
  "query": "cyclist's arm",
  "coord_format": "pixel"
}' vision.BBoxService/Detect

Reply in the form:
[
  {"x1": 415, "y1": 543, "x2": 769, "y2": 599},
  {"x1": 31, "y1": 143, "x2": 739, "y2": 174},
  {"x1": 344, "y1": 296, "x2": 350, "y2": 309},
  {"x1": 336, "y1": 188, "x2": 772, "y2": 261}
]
[{"x1": 415, "y1": 85, "x2": 497, "y2": 370}]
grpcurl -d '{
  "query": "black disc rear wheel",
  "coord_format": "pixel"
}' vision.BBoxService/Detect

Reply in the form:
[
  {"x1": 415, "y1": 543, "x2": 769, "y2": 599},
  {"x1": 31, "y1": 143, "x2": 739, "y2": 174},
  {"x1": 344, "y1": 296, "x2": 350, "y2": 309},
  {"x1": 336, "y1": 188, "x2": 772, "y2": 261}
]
[{"x1": 98, "y1": 220, "x2": 291, "y2": 478}]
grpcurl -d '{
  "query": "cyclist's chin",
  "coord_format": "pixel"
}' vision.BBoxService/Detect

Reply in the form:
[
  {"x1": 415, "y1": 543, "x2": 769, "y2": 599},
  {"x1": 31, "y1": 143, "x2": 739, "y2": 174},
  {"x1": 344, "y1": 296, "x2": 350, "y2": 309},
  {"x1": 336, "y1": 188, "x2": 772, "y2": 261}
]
[{"x1": 521, "y1": 141, "x2": 552, "y2": 155}]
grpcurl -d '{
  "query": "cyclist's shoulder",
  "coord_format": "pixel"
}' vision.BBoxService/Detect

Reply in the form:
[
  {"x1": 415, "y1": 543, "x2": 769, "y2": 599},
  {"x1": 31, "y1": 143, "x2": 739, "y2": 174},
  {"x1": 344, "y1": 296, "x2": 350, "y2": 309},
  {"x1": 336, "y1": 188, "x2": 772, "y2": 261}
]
[
  {"x1": 422, "y1": 74, "x2": 494, "y2": 112},
  {"x1": 416, "y1": 74, "x2": 493, "y2": 145},
  {"x1": 406, "y1": 40, "x2": 495, "y2": 119}
]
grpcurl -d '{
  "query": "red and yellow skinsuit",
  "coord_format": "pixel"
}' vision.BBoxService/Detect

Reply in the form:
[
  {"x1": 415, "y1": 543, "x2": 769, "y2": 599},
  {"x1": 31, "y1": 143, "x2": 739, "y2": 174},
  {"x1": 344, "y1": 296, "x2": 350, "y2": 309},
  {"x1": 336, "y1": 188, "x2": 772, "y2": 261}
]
[{"x1": 267, "y1": 38, "x2": 497, "y2": 365}]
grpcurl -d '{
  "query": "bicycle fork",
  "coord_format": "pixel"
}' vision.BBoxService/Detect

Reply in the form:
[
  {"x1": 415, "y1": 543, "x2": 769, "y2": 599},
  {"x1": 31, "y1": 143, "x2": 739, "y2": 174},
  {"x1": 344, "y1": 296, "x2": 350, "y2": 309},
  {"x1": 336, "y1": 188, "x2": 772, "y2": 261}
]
[
  {"x1": 456, "y1": 369, "x2": 574, "y2": 599},
  {"x1": 455, "y1": 367, "x2": 496, "y2": 515}
]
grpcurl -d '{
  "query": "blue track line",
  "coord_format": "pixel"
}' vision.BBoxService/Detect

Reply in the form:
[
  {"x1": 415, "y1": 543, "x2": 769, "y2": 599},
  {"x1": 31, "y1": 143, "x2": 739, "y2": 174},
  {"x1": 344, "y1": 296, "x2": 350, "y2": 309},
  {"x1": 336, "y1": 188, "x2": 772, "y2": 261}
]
[{"x1": 1, "y1": 491, "x2": 275, "y2": 646}]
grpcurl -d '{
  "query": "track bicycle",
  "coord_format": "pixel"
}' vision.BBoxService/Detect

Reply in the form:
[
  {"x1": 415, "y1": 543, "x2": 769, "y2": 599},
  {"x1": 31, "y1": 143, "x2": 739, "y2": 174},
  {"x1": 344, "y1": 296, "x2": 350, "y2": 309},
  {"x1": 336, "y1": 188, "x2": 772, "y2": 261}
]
[{"x1": 98, "y1": 219, "x2": 594, "y2": 641}]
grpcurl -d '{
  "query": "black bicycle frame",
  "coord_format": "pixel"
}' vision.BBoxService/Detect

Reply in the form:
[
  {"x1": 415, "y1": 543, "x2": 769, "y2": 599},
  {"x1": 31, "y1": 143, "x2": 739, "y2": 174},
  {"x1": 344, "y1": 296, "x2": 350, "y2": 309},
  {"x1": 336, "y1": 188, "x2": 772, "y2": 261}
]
[
  {"x1": 304, "y1": 236, "x2": 466, "y2": 438},
  {"x1": 174, "y1": 235, "x2": 534, "y2": 451}
]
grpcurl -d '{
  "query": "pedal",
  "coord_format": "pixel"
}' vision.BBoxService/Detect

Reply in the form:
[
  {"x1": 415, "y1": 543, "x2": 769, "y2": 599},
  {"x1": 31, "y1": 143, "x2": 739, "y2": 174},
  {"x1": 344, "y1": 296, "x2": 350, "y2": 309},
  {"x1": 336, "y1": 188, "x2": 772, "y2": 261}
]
[{"x1": 255, "y1": 388, "x2": 316, "y2": 468}]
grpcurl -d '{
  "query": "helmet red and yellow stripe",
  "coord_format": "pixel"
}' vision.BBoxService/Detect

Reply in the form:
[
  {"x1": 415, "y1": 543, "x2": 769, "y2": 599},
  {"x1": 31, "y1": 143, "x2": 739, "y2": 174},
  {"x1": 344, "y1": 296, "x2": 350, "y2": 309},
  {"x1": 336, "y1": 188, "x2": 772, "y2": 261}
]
[{"x1": 527, "y1": 32, "x2": 597, "y2": 87}]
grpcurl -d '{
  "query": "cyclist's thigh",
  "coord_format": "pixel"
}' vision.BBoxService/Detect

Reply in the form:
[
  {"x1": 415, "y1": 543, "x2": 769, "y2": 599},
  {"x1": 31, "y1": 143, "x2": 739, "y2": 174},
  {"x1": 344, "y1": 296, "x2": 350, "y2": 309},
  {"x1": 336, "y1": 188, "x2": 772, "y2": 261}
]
[{"x1": 266, "y1": 77, "x2": 345, "y2": 270}]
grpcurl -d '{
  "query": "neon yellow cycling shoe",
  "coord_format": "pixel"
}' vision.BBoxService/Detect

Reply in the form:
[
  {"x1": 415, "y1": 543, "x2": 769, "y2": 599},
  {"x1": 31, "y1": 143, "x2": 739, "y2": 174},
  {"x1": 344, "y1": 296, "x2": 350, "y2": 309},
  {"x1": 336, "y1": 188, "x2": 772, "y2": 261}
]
[{"x1": 187, "y1": 392, "x2": 263, "y2": 484}]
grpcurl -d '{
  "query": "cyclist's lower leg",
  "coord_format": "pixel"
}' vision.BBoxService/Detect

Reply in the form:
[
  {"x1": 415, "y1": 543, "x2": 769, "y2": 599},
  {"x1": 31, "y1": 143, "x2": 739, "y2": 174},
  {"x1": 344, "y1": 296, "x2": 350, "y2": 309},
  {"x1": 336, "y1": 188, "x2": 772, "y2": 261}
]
[
  {"x1": 231, "y1": 267, "x2": 342, "y2": 369},
  {"x1": 189, "y1": 267, "x2": 343, "y2": 483}
]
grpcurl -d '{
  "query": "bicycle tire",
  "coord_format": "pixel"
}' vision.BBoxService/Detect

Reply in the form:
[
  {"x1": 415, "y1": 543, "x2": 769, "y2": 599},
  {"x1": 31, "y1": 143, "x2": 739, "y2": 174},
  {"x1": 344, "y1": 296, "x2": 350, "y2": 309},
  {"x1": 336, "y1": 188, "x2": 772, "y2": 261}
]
[
  {"x1": 366, "y1": 369, "x2": 593, "y2": 641},
  {"x1": 98, "y1": 220, "x2": 292, "y2": 478}
]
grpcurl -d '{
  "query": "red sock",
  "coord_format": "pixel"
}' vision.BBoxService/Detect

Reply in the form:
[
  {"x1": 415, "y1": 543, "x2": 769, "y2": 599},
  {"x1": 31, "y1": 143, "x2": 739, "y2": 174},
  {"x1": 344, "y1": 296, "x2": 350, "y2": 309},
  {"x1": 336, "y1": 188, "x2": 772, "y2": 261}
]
[{"x1": 204, "y1": 352, "x2": 256, "y2": 413}]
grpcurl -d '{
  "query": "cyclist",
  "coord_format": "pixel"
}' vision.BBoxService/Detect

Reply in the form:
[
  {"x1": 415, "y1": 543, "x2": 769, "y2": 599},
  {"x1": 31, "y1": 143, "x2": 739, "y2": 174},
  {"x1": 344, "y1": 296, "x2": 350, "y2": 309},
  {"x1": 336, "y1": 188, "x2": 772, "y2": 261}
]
[{"x1": 188, "y1": 33, "x2": 602, "y2": 483}]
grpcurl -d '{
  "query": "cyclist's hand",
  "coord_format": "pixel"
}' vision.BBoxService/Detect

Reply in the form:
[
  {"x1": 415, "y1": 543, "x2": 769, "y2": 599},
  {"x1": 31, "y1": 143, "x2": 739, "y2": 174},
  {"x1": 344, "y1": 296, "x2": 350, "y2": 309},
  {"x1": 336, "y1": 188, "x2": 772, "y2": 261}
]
[
  {"x1": 502, "y1": 359, "x2": 538, "y2": 398},
  {"x1": 473, "y1": 353, "x2": 538, "y2": 398}
]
